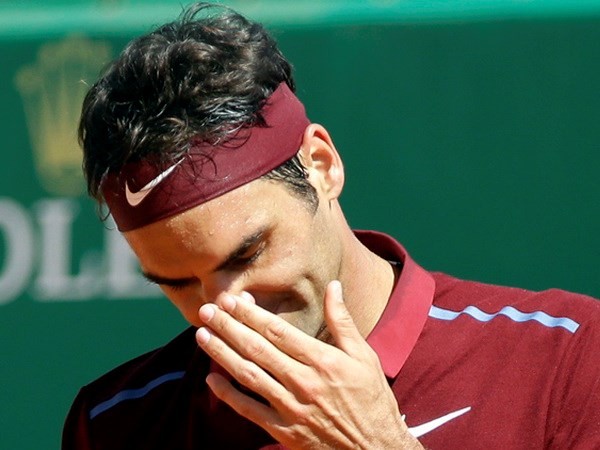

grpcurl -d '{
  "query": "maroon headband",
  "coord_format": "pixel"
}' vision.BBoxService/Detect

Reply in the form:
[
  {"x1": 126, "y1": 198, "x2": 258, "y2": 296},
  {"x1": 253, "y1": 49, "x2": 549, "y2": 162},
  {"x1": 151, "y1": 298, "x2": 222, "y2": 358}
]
[{"x1": 102, "y1": 83, "x2": 310, "y2": 231}]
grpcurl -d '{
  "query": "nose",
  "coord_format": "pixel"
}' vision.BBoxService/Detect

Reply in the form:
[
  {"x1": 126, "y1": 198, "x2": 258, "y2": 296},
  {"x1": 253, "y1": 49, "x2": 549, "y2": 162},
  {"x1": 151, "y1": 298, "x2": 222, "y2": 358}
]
[{"x1": 200, "y1": 271, "x2": 247, "y2": 302}]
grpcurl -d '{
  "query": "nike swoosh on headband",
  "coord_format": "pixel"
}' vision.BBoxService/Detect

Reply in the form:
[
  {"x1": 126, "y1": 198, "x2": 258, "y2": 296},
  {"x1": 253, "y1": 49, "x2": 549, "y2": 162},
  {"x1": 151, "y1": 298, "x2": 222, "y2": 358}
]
[
  {"x1": 406, "y1": 406, "x2": 471, "y2": 438},
  {"x1": 125, "y1": 160, "x2": 184, "y2": 207}
]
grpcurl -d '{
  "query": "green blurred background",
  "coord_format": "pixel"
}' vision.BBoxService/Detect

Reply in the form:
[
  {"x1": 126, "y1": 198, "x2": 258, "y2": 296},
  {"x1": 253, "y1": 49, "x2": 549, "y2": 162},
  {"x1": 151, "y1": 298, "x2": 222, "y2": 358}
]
[{"x1": 1, "y1": 1, "x2": 599, "y2": 448}]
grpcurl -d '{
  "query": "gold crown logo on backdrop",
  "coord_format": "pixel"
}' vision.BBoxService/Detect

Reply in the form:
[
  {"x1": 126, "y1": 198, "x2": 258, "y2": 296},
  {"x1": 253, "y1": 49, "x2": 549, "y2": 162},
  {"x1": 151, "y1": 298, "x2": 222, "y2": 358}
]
[{"x1": 15, "y1": 35, "x2": 112, "y2": 196}]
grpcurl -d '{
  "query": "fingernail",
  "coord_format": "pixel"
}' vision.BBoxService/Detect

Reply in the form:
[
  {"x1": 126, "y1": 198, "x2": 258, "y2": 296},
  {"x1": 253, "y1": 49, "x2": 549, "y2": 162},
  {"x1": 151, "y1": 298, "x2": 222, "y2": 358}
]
[
  {"x1": 332, "y1": 280, "x2": 343, "y2": 302},
  {"x1": 239, "y1": 291, "x2": 255, "y2": 304},
  {"x1": 198, "y1": 304, "x2": 216, "y2": 322},
  {"x1": 197, "y1": 327, "x2": 211, "y2": 344},
  {"x1": 221, "y1": 294, "x2": 237, "y2": 312}
]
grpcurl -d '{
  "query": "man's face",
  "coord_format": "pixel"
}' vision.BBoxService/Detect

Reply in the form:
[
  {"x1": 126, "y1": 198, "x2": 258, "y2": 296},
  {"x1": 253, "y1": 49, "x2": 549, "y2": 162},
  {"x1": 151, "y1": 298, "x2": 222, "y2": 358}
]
[{"x1": 124, "y1": 177, "x2": 342, "y2": 338}]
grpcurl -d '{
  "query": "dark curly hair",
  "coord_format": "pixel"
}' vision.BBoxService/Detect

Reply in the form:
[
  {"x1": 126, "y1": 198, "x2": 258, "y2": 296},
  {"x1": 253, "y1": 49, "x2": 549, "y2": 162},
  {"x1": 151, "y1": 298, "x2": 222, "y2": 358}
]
[{"x1": 79, "y1": 2, "x2": 317, "y2": 210}]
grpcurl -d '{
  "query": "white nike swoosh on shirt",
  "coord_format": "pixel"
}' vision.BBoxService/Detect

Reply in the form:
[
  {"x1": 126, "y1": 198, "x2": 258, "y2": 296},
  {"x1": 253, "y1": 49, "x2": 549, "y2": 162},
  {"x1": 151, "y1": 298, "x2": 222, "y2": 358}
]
[
  {"x1": 125, "y1": 160, "x2": 183, "y2": 207},
  {"x1": 406, "y1": 406, "x2": 471, "y2": 438}
]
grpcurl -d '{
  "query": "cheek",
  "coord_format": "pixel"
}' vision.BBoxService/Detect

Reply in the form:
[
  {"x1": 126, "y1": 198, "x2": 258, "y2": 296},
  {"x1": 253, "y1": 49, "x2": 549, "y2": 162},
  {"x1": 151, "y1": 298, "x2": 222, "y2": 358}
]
[
  {"x1": 268, "y1": 232, "x2": 316, "y2": 272},
  {"x1": 162, "y1": 289, "x2": 204, "y2": 326},
  {"x1": 258, "y1": 251, "x2": 311, "y2": 288},
  {"x1": 182, "y1": 308, "x2": 203, "y2": 327}
]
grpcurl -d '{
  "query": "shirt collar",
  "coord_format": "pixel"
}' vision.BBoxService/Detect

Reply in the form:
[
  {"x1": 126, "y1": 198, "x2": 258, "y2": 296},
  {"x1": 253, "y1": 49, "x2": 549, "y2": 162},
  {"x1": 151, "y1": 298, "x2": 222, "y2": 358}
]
[{"x1": 356, "y1": 230, "x2": 435, "y2": 378}]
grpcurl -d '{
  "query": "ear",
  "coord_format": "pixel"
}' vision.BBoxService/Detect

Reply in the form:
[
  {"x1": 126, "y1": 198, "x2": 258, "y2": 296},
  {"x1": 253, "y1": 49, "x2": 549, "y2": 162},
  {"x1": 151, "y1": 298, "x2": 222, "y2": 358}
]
[{"x1": 298, "y1": 124, "x2": 345, "y2": 200}]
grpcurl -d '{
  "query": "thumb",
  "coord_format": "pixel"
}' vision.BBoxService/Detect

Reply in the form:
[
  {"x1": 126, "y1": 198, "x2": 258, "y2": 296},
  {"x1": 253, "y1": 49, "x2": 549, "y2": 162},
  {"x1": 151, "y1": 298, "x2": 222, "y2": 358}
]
[{"x1": 324, "y1": 280, "x2": 364, "y2": 355}]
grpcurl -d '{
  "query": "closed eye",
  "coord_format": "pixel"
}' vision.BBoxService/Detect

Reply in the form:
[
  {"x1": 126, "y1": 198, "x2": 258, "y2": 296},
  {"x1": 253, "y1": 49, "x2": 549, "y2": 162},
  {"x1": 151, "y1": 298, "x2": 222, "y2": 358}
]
[
  {"x1": 163, "y1": 279, "x2": 193, "y2": 292},
  {"x1": 217, "y1": 228, "x2": 268, "y2": 272},
  {"x1": 142, "y1": 273, "x2": 196, "y2": 292},
  {"x1": 224, "y1": 240, "x2": 265, "y2": 270}
]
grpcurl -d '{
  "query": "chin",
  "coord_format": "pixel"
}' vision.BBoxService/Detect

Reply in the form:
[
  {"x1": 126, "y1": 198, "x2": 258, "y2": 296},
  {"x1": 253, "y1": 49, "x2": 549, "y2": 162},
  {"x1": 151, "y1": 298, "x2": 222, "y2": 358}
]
[{"x1": 278, "y1": 310, "x2": 325, "y2": 340}]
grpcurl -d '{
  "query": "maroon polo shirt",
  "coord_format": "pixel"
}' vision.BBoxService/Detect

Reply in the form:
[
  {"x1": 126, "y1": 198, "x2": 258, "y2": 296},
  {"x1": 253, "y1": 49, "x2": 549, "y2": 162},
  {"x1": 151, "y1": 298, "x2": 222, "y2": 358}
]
[{"x1": 62, "y1": 231, "x2": 600, "y2": 449}]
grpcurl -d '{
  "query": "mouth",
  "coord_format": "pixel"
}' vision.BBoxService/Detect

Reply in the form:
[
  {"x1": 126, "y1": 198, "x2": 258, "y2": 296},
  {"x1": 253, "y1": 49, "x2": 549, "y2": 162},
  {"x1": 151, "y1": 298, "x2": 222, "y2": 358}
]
[
  {"x1": 255, "y1": 295, "x2": 302, "y2": 316},
  {"x1": 252, "y1": 291, "x2": 326, "y2": 339},
  {"x1": 315, "y1": 322, "x2": 330, "y2": 342}
]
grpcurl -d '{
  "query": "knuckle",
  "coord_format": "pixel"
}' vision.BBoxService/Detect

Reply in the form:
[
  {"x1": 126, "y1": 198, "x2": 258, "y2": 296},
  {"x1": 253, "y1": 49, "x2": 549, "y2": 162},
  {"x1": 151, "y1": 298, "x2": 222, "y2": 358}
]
[
  {"x1": 210, "y1": 311, "x2": 229, "y2": 333},
  {"x1": 245, "y1": 339, "x2": 267, "y2": 360},
  {"x1": 264, "y1": 319, "x2": 288, "y2": 343},
  {"x1": 316, "y1": 352, "x2": 339, "y2": 375},
  {"x1": 215, "y1": 383, "x2": 233, "y2": 403},
  {"x1": 234, "y1": 399, "x2": 256, "y2": 418},
  {"x1": 235, "y1": 304, "x2": 251, "y2": 325},
  {"x1": 206, "y1": 339, "x2": 224, "y2": 360},
  {"x1": 237, "y1": 362, "x2": 262, "y2": 389},
  {"x1": 288, "y1": 405, "x2": 312, "y2": 427},
  {"x1": 364, "y1": 345, "x2": 381, "y2": 365},
  {"x1": 296, "y1": 378, "x2": 322, "y2": 403}
]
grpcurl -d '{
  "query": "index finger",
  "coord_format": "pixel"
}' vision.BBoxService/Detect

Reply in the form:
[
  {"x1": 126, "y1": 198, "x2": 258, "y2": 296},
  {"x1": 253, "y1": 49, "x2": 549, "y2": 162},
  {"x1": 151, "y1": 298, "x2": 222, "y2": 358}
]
[{"x1": 217, "y1": 293, "x2": 338, "y2": 367}]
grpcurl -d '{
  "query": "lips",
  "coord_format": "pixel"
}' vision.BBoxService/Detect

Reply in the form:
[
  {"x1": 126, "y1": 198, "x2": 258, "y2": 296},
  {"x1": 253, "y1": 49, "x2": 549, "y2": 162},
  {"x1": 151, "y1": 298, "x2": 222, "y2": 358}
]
[{"x1": 254, "y1": 295, "x2": 293, "y2": 316}]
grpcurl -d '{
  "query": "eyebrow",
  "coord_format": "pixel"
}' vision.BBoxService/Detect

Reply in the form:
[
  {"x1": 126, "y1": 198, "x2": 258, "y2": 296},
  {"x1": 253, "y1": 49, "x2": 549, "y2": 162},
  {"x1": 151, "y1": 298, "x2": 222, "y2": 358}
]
[
  {"x1": 215, "y1": 227, "x2": 267, "y2": 271},
  {"x1": 141, "y1": 226, "x2": 268, "y2": 287}
]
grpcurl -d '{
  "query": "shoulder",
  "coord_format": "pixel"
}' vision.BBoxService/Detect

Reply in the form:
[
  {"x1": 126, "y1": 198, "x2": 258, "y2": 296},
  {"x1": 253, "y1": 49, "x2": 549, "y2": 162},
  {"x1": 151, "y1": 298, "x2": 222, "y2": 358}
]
[
  {"x1": 82, "y1": 326, "x2": 203, "y2": 411},
  {"x1": 431, "y1": 272, "x2": 600, "y2": 334},
  {"x1": 413, "y1": 274, "x2": 600, "y2": 447},
  {"x1": 62, "y1": 326, "x2": 207, "y2": 449},
  {"x1": 382, "y1": 250, "x2": 600, "y2": 447},
  {"x1": 62, "y1": 327, "x2": 212, "y2": 450},
  {"x1": 425, "y1": 273, "x2": 600, "y2": 378},
  {"x1": 65, "y1": 326, "x2": 206, "y2": 426}
]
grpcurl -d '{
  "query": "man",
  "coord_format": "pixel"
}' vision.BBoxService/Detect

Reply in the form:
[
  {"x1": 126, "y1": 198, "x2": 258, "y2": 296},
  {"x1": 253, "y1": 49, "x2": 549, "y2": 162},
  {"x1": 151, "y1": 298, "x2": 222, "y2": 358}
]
[{"x1": 63, "y1": 2, "x2": 600, "y2": 449}]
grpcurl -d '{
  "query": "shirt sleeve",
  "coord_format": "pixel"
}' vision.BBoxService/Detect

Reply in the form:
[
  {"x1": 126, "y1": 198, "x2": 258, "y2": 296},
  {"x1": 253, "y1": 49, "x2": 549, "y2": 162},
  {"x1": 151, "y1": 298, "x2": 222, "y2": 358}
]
[
  {"x1": 62, "y1": 387, "x2": 95, "y2": 450},
  {"x1": 548, "y1": 308, "x2": 600, "y2": 448}
]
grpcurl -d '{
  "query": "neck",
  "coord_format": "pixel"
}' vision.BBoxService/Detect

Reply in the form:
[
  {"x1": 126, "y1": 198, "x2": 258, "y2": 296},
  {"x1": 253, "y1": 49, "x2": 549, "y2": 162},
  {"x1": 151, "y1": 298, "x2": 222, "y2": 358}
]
[{"x1": 337, "y1": 229, "x2": 397, "y2": 338}]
